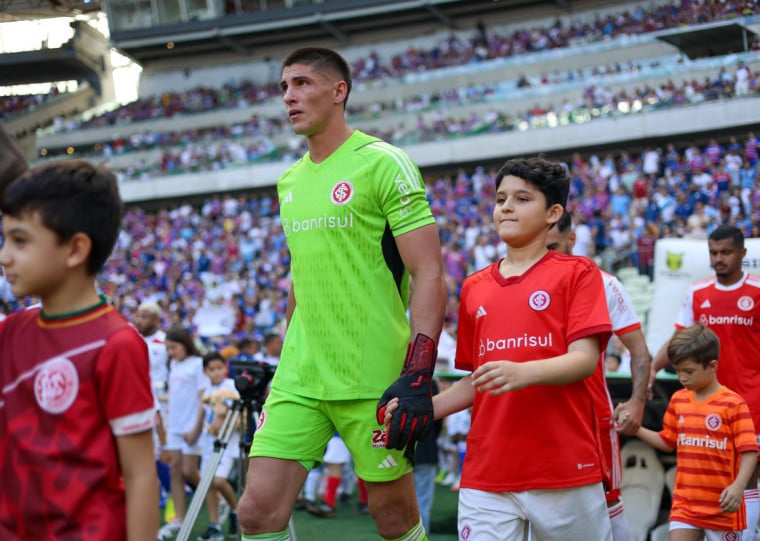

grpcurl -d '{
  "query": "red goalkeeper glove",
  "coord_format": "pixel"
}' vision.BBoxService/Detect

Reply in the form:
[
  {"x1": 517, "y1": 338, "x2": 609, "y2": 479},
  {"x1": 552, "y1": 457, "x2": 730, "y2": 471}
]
[{"x1": 376, "y1": 333, "x2": 436, "y2": 453}]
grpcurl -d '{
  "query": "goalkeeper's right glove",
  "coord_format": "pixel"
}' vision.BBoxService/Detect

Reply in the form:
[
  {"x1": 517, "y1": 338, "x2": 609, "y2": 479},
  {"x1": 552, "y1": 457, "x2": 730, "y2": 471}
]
[{"x1": 376, "y1": 333, "x2": 436, "y2": 452}]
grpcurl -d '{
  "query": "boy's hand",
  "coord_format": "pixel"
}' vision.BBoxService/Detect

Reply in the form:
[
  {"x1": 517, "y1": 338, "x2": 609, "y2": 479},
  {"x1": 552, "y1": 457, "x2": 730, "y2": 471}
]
[
  {"x1": 613, "y1": 400, "x2": 644, "y2": 435},
  {"x1": 719, "y1": 482, "x2": 744, "y2": 513},
  {"x1": 380, "y1": 398, "x2": 400, "y2": 425},
  {"x1": 471, "y1": 361, "x2": 530, "y2": 395}
]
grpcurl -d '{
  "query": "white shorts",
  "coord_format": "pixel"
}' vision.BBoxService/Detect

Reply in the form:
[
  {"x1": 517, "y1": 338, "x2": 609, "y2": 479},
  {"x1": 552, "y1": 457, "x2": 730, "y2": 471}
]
[
  {"x1": 458, "y1": 483, "x2": 612, "y2": 541},
  {"x1": 166, "y1": 432, "x2": 203, "y2": 456},
  {"x1": 322, "y1": 435, "x2": 351, "y2": 465},
  {"x1": 669, "y1": 521, "x2": 742, "y2": 540},
  {"x1": 201, "y1": 452, "x2": 237, "y2": 479}
]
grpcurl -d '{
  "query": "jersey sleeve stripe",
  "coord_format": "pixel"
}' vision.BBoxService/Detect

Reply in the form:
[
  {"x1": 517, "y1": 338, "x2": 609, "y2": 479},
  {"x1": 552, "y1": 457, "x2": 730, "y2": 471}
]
[
  {"x1": 110, "y1": 408, "x2": 155, "y2": 435},
  {"x1": 614, "y1": 322, "x2": 642, "y2": 336},
  {"x1": 566, "y1": 323, "x2": 611, "y2": 345},
  {"x1": 367, "y1": 141, "x2": 423, "y2": 191}
]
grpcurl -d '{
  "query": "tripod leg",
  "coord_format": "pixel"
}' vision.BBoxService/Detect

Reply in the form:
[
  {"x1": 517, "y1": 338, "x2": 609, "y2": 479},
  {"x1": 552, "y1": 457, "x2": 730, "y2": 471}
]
[{"x1": 176, "y1": 407, "x2": 241, "y2": 541}]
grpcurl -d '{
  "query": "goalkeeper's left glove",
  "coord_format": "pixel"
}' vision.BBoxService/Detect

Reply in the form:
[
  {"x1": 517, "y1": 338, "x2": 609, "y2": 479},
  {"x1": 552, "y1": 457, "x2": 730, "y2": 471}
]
[{"x1": 376, "y1": 333, "x2": 436, "y2": 453}]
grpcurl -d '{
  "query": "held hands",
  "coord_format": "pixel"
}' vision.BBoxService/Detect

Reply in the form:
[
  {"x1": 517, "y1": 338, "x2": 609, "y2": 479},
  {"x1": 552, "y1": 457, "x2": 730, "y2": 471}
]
[
  {"x1": 376, "y1": 334, "x2": 436, "y2": 452},
  {"x1": 471, "y1": 361, "x2": 531, "y2": 395},
  {"x1": 719, "y1": 482, "x2": 744, "y2": 513},
  {"x1": 613, "y1": 399, "x2": 645, "y2": 435}
]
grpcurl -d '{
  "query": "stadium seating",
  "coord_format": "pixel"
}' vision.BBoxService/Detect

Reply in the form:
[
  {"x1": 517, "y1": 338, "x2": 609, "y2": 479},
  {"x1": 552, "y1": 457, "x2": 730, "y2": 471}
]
[{"x1": 620, "y1": 439, "x2": 666, "y2": 541}]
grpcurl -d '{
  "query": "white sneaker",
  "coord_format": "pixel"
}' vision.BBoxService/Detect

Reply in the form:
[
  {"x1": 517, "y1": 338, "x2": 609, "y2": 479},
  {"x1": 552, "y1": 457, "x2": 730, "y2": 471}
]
[
  {"x1": 440, "y1": 472, "x2": 458, "y2": 486},
  {"x1": 157, "y1": 520, "x2": 181, "y2": 541}
]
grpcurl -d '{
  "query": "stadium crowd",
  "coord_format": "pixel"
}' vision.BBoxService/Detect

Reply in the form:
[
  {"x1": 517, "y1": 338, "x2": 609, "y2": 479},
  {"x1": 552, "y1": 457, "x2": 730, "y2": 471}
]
[
  {"x1": 34, "y1": 64, "x2": 758, "y2": 183},
  {"x1": 22, "y1": 0, "x2": 759, "y2": 138},
  {"x1": 4, "y1": 133, "x2": 758, "y2": 354}
]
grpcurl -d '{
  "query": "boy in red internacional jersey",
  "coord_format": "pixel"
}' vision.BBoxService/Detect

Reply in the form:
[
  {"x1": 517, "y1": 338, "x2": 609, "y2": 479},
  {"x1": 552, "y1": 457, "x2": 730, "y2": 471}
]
[
  {"x1": 387, "y1": 156, "x2": 614, "y2": 540},
  {"x1": 635, "y1": 325, "x2": 757, "y2": 540},
  {"x1": 0, "y1": 160, "x2": 159, "y2": 541}
]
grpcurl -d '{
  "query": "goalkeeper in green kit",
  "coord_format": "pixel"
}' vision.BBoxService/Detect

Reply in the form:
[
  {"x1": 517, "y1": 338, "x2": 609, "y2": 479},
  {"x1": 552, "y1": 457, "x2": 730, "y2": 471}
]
[{"x1": 236, "y1": 47, "x2": 446, "y2": 541}]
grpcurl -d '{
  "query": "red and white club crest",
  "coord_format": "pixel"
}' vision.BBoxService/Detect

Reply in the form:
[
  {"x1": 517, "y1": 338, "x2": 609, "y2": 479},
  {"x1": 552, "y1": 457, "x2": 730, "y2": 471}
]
[
  {"x1": 737, "y1": 296, "x2": 755, "y2": 311},
  {"x1": 34, "y1": 357, "x2": 79, "y2": 414},
  {"x1": 722, "y1": 531, "x2": 740, "y2": 541},
  {"x1": 528, "y1": 290, "x2": 551, "y2": 311},
  {"x1": 705, "y1": 413, "x2": 722, "y2": 431},
  {"x1": 256, "y1": 408, "x2": 267, "y2": 432},
  {"x1": 331, "y1": 180, "x2": 354, "y2": 205}
]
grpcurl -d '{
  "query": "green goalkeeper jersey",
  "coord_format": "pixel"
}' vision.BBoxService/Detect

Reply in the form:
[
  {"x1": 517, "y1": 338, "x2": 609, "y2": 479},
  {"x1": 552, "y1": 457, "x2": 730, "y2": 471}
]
[{"x1": 273, "y1": 130, "x2": 435, "y2": 400}]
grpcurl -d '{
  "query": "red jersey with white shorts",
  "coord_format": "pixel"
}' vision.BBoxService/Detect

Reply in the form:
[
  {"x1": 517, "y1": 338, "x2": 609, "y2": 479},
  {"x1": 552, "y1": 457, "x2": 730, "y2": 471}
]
[
  {"x1": 674, "y1": 273, "x2": 760, "y2": 429},
  {"x1": 455, "y1": 251, "x2": 612, "y2": 491},
  {"x1": 0, "y1": 301, "x2": 155, "y2": 541},
  {"x1": 659, "y1": 386, "x2": 757, "y2": 531},
  {"x1": 588, "y1": 270, "x2": 643, "y2": 501}
]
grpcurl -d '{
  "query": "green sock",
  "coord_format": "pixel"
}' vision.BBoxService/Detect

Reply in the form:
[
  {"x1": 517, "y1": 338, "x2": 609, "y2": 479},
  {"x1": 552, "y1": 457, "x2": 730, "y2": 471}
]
[
  {"x1": 241, "y1": 526, "x2": 290, "y2": 540},
  {"x1": 383, "y1": 518, "x2": 427, "y2": 541}
]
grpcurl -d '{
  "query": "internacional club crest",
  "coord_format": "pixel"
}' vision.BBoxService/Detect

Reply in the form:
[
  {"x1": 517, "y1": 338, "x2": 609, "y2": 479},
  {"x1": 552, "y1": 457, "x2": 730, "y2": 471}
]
[
  {"x1": 331, "y1": 180, "x2": 354, "y2": 205},
  {"x1": 34, "y1": 357, "x2": 79, "y2": 414},
  {"x1": 737, "y1": 295, "x2": 755, "y2": 311},
  {"x1": 528, "y1": 290, "x2": 551, "y2": 311},
  {"x1": 705, "y1": 413, "x2": 722, "y2": 431}
]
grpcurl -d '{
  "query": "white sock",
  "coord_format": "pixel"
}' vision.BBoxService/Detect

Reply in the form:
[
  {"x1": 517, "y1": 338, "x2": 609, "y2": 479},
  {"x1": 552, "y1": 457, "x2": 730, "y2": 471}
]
[
  {"x1": 608, "y1": 501, "x2": 631, "y2": 541},
  {"x1": 743, "y1": 488, "x2": 759, "y2": 541}
]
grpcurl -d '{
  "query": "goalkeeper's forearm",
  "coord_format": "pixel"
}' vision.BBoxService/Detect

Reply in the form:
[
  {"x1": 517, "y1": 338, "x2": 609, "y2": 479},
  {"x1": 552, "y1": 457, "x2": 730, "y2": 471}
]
[{"x1": 406, "y1": 275, "x2": 446, "y2": 346}]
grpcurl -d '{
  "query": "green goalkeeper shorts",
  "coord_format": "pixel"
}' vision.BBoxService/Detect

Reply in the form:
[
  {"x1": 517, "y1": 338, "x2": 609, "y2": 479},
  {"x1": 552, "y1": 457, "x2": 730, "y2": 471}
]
[{"x1": 249, "y1": 386, "x2": 413, "y2": 482}]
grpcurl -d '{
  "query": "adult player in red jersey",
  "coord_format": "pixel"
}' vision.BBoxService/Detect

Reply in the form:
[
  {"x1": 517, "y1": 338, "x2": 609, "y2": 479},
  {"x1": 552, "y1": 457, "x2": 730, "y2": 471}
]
[
  {"x1": 0, "y1": 161, "x2": 159, "y2": 541},
  {"x1": 650, "y1": 224, "x2": 760, "y2": 541},
  {"x1": 546, "y1": 210, "x2": 652, "y2": 541},
  {"x1": 387, "y1": 157, "x2": 614, "y2": 540}
]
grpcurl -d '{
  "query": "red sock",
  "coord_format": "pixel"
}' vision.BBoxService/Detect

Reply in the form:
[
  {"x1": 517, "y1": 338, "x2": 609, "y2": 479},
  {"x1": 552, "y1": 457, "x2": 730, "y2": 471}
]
[
  {"x1": 358, "y1": 479, "x2": 368, "y2": 505},
  {"x1": 324, "y1": 476, "x2": 341, "y2": 508}
]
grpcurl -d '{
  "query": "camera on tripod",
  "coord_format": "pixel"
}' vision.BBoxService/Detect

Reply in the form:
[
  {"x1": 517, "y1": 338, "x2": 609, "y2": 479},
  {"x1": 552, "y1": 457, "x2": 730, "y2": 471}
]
[{"x1": 229, "y1": 355, "x2": 276, "y2": 403}]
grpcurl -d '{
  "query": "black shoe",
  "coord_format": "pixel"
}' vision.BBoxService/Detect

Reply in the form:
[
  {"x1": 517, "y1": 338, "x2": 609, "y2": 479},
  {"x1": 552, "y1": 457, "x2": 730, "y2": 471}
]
[
  {"x1": 339, "y1": 492, "x2": 351, "y2": 505},
  {"x1": 294, "y1": 498, "x2": 308, "y2": 511},
  {"x1": 355, "y1": 502, "x2": 369, "y2": 515},
  {"x1": 228, "y1": 511, "x2": 238, "y2": 535},
  {"x1": 307, "y1": 502, "x2": 336, "y2": 518}
]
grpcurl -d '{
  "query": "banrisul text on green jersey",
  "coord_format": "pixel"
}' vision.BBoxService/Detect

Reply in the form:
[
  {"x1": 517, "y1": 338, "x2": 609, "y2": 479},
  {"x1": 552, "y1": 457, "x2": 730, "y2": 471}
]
[{"x1": 282, "y1": 213, "x2": 354, "y2": 237}]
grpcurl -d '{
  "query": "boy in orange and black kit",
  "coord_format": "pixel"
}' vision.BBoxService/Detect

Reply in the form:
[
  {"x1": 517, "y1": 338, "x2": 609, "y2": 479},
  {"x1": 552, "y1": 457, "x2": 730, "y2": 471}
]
[{"x1": 0, "y1": 159, "x2": 159, "y2": 541}]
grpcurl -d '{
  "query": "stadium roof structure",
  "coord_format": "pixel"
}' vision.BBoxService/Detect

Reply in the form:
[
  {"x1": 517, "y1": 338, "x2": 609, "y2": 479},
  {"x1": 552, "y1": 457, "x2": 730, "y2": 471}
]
[
  {"x1": 655, "y1": 19, "x2": 758, "y2": 60},
  {"x1": 106, "y1": 0, "x2": 563, "y2": 65},
  {"x1": 0, "y1": 0, "x2": 101, "y2": 21},
  {"x1": 0, "y1": 19, "x2": 106, "y2": 91}
]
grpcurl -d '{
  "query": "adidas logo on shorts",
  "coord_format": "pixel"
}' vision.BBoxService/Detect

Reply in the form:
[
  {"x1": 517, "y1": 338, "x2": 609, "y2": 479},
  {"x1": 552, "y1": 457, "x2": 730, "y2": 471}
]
[{"x1": 377, "y1": 455, "x2": 398, "y2": 469}]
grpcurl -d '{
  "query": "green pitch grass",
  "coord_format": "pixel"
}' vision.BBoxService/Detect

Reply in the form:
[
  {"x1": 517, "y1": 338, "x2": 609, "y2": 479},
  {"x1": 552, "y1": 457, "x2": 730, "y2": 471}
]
[{"x1": 169, "y1": 483, "x2": 459, "y2": 540}]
